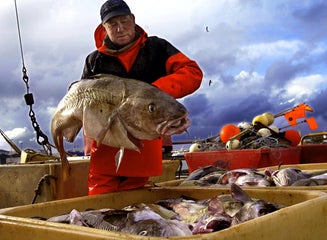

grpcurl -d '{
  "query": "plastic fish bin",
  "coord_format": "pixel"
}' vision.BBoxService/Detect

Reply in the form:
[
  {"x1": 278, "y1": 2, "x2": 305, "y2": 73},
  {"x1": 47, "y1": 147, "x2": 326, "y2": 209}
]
[
  {"x1": 184, "y1": 147, "x2": 301, "y2": 173},
  {"x1": 0, "y1": 159, "x2": 179, "y2": 208},
  {"x1": 149, "y1": 159, "x2": 180, "y2": 183},
  {"x1": 300, "y1": 144, "x2": 327, "y2": 164},
  {"x1": 0, "y1": 160, "x2": 89, "y2": 208},
  {"x1": 157, "y1": 162, "x2": 327, "y2": 192},
  {"x1": 258, "y1": 162, "x2": 327, "y2": 171},
  {"x1": 1, "y1": 187, "x2": 327, "y2": 240}
]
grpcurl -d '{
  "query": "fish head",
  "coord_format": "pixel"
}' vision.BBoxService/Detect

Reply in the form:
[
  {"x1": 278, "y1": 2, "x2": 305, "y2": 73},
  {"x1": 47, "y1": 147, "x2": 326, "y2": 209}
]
[
  {"x1": 272, "y1": 168, "x2": 304, "y2": 186},
  {"x1": 234, "y1": 200, "x2": 277, "y2": 224},
  {"x1": 124, "y1": 218, "x2": 192, "y2": 237},
  {"x1": 124, "y1": 209, "x2": 192, "y2": 237},
  {"x1": 118, "y1": 85, "x2": 190, "y2": 140},
  {"x1": 204, "y1": 214, "x2": 231, "y2": 232}
]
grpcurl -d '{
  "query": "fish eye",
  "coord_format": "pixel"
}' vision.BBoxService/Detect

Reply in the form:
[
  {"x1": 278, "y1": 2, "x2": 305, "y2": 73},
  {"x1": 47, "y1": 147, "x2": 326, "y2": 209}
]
[
  {"x1": 138, "y1": 230, "x2": 148, "y2": 236},
  {"x1": 259, "y1": 208, "x2": 268, "y2": 216},
  {"x1": 148, "y1": 103, "x2": 156, "y2": 113}
]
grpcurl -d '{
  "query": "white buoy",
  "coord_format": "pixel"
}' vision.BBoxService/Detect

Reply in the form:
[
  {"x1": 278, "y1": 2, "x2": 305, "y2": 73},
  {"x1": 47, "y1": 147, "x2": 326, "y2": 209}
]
[
  {"x1": 237, "y1": 121, "x2": 252, "y2": 130},
  {"x1": 269, "y1": 125, "x2": 279, "y2": 133},
  {"x1": 257, "y1": 128, "x2": 271, "y2": 137},
  {"x1": 226, "y1": 139, "x2": 240, "y2": 150},
  {"x1": 189, "y1": 143, "x2": 203, "y2": 152}
]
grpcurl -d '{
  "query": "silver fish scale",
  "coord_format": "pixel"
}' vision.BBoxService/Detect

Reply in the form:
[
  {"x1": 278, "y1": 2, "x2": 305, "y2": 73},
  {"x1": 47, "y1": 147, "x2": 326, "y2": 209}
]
[
  {"x1": 65, "y1": 81, "x2": 126, "y2": 109},
  {"x1": 81, "y1": 212, "x2": 120, "y2": 231}
]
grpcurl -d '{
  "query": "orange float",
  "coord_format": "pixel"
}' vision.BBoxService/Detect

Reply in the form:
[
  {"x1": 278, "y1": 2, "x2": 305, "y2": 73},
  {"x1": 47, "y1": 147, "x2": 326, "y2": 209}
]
[
  {"x1": 284, "y1": 129, "x2": 301, "y2": 146},
  {"x1": 220, "y1": 124, "x2": 241, "y2": 143}
]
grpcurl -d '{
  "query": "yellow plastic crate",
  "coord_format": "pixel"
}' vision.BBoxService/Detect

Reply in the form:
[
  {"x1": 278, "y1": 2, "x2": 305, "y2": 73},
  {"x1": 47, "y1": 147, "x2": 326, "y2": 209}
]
[
  {"x1": 149, "y1": 160, "x2": 180, "y2": 183},
  {"x1": 0, "y1": 187, "x2": 326, "y2": 240},
  {"x1": 0, "y1": 159, "x2": 179, "y2": 208},
  {"x1": 0, "y1": 160, "x2": 89, "y2": 208},
  {"x1": 258, "y1": 162, "x2": 327, "y2": 171}
]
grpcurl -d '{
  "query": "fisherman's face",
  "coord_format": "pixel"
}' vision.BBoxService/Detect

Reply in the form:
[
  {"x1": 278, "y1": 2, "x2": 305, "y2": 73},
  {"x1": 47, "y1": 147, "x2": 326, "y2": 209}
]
[{"x1": 103, "y1": 14, "x2": 136, "y2": 47}]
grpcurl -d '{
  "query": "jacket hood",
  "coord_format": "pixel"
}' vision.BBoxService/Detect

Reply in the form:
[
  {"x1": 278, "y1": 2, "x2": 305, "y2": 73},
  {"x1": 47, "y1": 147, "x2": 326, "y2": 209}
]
[{"x1": 94, "y1": 24, "x2": 147, "y2": 53}]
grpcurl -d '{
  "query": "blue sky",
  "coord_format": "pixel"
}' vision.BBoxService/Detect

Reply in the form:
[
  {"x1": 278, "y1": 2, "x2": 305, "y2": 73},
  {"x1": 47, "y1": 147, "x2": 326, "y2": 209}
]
[{"x1": 0, "y1": 0, "x2": 326, "y2": 151}]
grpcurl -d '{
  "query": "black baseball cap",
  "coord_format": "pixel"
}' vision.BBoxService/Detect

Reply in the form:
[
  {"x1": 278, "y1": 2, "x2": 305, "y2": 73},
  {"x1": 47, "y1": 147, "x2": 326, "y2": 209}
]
[{"x1": 100, "y1": 0, "x2": 131, "y2": 24}]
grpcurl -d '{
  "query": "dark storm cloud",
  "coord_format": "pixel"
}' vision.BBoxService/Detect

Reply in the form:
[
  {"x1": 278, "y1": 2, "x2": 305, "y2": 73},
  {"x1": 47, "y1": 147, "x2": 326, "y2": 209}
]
[
  {"x1": 291, "y1": 0, "x2": 327, "y2": 40},
  {"x1": 1, "y1": 0, "x2": 327, "y2": 151},
  {"x1": 310, "y1": 88, "x2": 327, "y2": 121},
  {"x1": 292, "y1": 0, "x2": 327, "y2": 24},
  {"x1": 264, "y1": 60, "x2": 308, "y2": 87},
  {"x1": 178, "y1": 91, "x2": 274, "y2": 141},
  {"x1": 183, "y1": 93, "x2": 210, "y2": 117}
]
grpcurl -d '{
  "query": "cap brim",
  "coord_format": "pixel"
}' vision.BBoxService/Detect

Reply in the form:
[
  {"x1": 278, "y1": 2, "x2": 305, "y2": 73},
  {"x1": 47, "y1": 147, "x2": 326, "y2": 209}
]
[{"x1": 102, "y1": 10, "x2": 131, "y2": 24}]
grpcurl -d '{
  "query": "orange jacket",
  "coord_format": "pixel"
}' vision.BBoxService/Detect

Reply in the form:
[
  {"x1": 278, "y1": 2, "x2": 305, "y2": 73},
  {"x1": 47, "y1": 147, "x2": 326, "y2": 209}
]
[
  {"x1": 83, "y1": 24, "x2": 202, "y2": 178},
  {"x1": 82, "y1": 24, "x2": 203, "y2": 98}
]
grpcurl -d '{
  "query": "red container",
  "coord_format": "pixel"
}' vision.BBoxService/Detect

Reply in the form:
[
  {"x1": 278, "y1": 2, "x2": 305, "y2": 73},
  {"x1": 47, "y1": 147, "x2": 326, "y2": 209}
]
[
  {"x1": 300, "y1": 144, "x2": 327, "y2": 164},
  {"x1": 184, "y1": 147, "x2": 301, "y2": 173}
]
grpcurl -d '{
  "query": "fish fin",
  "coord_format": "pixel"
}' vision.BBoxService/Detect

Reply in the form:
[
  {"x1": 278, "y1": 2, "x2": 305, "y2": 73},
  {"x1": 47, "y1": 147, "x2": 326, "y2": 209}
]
[
  {"x1": 231, "y1": 183, "x2": 252, "y2": 203},
  {"x1": 61, "y1": 156, "x2": 71, "y2": 182},
  {"x1": 56, "y1": 134, "x2": 71, "y2": 181},
  {"x1": 99, "y1": 115, "x2": 140, "y2": 151},
  {"x1": 115, "y1": 147, "x2": 124, "y2": 172},
  {"x1": 63, "y1": 125, "x2": 82, "y2": 142},
  {"x1": 208, "y1": 196, "x2": 225, "y2": 214},
  {"x1": 96, "y1": 116, "x2": 115, "y2": 147}
]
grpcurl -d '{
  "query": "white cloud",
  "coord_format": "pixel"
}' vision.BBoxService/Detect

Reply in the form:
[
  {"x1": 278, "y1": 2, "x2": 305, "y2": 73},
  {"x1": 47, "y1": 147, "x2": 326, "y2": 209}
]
[
  {"x1": 284, "y1": 74, "x2": 326, "y2": 101},
  {"x1": 239, "y1": 40, "x2": 305, "y2": 62},
  {"x1": 1, "y1": 0, "x2": 327, "y2": 150},
  {"x1": 0, "y1": 127, "x2": 28, "y2": 151}
]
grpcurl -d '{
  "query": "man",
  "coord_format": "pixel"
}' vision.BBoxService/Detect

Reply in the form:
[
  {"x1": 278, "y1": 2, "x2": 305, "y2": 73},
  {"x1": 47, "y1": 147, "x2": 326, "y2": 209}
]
[{"x1": 82, "y1": 0, "x2": 203, "y2": 195}]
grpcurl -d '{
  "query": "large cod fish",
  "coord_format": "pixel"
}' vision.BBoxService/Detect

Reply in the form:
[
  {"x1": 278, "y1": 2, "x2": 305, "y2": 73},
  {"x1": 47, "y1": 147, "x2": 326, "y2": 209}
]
[{"x1": 51, "y1": 74, "x2": 190, "y2": 181}]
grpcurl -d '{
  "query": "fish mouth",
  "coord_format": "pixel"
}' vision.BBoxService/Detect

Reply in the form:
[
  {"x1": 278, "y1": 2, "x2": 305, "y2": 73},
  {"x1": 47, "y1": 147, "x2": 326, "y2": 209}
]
[{"x1": 157, "y1": 114, "x2": 190, "y2": 136}]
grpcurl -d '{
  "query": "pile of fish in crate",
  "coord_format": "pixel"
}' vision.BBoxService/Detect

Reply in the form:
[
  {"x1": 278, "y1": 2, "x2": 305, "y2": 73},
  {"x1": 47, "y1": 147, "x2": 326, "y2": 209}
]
[
  {"x1": 40, "y1": 183, "x2": 283, "y2": 236},
  {"x1": 177, "y1": 164, "x2": 327, "y2": 187},
  {"x1": 1, "y1": 179, "x2": 327, "y2": 239}
]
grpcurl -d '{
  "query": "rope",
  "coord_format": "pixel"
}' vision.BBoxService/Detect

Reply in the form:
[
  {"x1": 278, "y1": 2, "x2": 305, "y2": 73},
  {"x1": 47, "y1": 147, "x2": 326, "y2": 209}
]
[
  {"x1": 13, "y1": 0, "x2": 54, "y2": 156},
  {"x1": 32, "y1": 174, "x2": 57, "y2": 204},
  {"x1": 14, "y1": 0, "x2": 26, "y2": 70}
]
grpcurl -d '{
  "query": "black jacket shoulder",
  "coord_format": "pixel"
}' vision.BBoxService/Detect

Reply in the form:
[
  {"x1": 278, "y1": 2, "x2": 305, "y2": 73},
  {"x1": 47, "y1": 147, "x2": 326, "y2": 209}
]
[{"x1": 81, "y1": 36, "x2": 180, "y2": 83}]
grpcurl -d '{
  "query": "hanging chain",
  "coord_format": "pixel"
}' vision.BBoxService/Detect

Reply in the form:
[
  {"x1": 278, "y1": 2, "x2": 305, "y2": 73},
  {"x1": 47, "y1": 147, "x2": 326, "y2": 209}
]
[{"x1": 14, "y1": 0, "x2": 53, "y2": 156}]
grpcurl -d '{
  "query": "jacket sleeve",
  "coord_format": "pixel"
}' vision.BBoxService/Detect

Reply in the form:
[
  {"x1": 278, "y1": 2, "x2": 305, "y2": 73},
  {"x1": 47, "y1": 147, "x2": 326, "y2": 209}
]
[
  {"x1": 152, "y1": 52, "x2": 203, "y2": 99},
  {"x1": 81, "y1": 50, "x2": 98, "y2": 79}
]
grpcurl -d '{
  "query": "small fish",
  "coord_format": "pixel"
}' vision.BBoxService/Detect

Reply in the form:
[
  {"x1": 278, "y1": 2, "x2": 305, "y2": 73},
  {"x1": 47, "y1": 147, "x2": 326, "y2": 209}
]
[
  {"x1": 157, "y1": 197, "x2": 208, "y2": 224},
  {"x1": 271, "y1": 168, "x2": 310, "y2": 186},
  {"x1": 47, "y1": 208, "x2": 127, "y2": 231},
  {"x1": 198, "y1": 170, "x2": 226, "y2": 184},
  {"x1": 218, "y1": 194, "x2": 243, "y2": 217},
  {"x1": 234, "y1": 174, "x2": 271, "y2": 187},
  {"x1": 231, "y1": 184, "x2": 281, "y2": 225},
  {"x1": 120, "y1": 209, "x2": 192, "y2": 237},
  {"x1": 218, "y1": 169, "x2": 263, "y2": 185},
  {"x1": 191, "y1": 196, "x2": 232, "y2": 234},
  {"x1": 51, "y1": 74, "x2": 190, "y2": 180},
  {"x1": 184, "y1": 165, "x2": 225, "y2": 181},
  {"x1": 48, "y1": 207, "x2": 192, "y2": 237},
  {"x1": 178, "y1": 180, "x2": 210, "y2": 187},
  {"x1": 291, "y1": 178, "x2": 327, "y2": 186}
]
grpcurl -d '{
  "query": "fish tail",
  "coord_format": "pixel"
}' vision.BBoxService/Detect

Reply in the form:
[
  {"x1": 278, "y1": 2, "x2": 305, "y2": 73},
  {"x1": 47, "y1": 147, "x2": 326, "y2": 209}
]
[
  {"x1": 56, "y1": 135, "x2": 71, "y2": 181},
  {"x1": 61, "y1": 156, "x2": 71, "y2": 182},
  {"x1": 61, "y1": 158, "x2": 71, "y2": 182}
]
